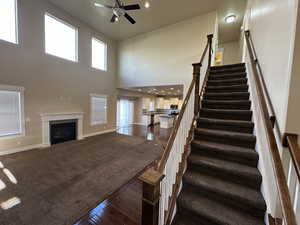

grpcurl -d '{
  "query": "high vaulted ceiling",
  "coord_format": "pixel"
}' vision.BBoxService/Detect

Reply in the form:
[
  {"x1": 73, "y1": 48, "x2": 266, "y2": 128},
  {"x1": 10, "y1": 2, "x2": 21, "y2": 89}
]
[{"x1": 48, "y1": 0, "x2": 246, "y2": 41}]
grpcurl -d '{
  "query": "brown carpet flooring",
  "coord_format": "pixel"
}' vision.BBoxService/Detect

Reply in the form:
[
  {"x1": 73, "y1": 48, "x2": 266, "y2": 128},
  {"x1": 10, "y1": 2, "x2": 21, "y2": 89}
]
[{"x1": 0, "y1": 132, "x2": 162, "y2": 225}]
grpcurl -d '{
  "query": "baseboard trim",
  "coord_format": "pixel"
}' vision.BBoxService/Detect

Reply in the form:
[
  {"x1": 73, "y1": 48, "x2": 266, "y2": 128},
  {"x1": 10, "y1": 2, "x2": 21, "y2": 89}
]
[
  {"x1": 0, "y1": 144, "x2": 45, "y2": 156},
  {"x1": 83, "y1": 129, "x2": 116, "y2": 138}
]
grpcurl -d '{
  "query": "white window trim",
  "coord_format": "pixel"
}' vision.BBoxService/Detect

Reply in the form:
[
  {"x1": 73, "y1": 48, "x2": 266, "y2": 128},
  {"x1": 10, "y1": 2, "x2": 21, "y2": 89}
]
[
  {"x1": 44, "y1": 12, "x2": 79, "y2": 63},
  {"x1": 0, "y1": 0, "x2": 19, "y2": 45},
  {"x1": 91, "y1": 37, "x2": 108, "y2": 71},
  {"x1": 90, "y1": 94, "x2": 108, "y2": 126},
  {"x1": 0, "y1": 84, "x2": 25, "y2": 139}
]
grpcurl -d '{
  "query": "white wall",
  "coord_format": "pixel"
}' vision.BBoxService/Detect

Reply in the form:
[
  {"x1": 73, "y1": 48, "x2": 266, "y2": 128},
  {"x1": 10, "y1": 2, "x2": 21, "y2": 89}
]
[
  {"x1": 0, "y1": 0, "x2": 117, "y2": 153},
  {"x1": 117, "y1": 12, "x2": 217, "y2": 90},
  {"x1": 242, "y1": 0, "x2": 299, "y2": 219},
  {"x1": 243, "y1": 0, "x2": 298, "y2": 133},
  {"x1": 219, "y1": 41, "x2": 241, "y2": 65}
]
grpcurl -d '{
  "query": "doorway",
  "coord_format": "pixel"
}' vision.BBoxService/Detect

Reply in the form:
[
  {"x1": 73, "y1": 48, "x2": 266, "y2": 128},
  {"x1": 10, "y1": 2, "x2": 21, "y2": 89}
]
[{"x1": 117, "y1": 99, "x2": 134, "y2": 128}]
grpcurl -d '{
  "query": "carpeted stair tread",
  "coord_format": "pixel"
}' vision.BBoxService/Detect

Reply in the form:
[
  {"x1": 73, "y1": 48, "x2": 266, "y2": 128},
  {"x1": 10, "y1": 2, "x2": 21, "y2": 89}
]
[
  {"x1": 197, "y1": 117, "x2": 254, "y2": 133},
  {"x1": 202, "y1": 99, "x2": 251, "y2": 110},
  {"x1": 188, "y1": 154, "x2": 262, "y2": 188},
  {"x1": 183, "y1": 171, "x2": 266, "y2": 212},
  {"x1": 191, "y1": 140, "x2": 258, "y2": 167},
  {"x1": 205, "y1": 84, "x2": 248, "y2": 93},
  {"x1": 207, "y1": 78, "x2": 248, "y2": 86},
  {"x1": 177, "y1": 189, "x2": 265, "y2": 225},
  {"x1": 210, "y1": 67, "x2": 246, "y2": 75},
  {"x1": 173, "y1": 63, "x2": 266, "y2": 225},
  {"x1": 204, "y1": 92, "x2": 250, "y2": 100},
  {"x1": 200, "y1": 108, "x2": 253, "y2": 121},
  {"x1": 209, "y1": 72, "x2": 247, "y2": 80},
  {"x1": 211, "y1": 63, "x2": 245, "y2": 70},
  {"x1": 194, "y1": 127, "x2": 256, "y2": 148}
]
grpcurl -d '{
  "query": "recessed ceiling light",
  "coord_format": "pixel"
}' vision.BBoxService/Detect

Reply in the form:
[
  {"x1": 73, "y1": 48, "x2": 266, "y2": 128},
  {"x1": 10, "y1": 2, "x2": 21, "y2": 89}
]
[
  {"x1": 225, "y1": 14, "x2": 236, "y2": 23},
  {"x1": 144, "y1": 2, "x2": 150, "y2": 8},
  {"x1": 170, "y1": 88, "x2": 174, "y2": 90}
]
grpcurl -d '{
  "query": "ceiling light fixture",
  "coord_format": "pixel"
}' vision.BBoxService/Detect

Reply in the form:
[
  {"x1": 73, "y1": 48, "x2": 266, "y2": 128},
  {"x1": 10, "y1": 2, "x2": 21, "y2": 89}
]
[
  {"x1": 115, "y1": 17, "x2": 119, "y2": 22},
  {"x1": 144, "y1": 2, "x2": 150, "y2": 8},
  {"x1": 225, "y1": 14, "x2": 236, "y2": 23}
]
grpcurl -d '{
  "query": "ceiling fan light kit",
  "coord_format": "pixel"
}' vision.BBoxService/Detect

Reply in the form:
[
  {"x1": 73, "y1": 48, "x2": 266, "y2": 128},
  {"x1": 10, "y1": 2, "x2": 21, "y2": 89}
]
[{"x1": 94, "y1": 0, "x2": 141, "y2": 24}]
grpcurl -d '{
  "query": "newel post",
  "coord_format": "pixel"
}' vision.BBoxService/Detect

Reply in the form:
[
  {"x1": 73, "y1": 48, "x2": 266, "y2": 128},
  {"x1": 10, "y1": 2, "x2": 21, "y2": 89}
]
[
  {"x1": 207, "y1": 34, "x2": 214, "y2": 68},
  {"x1": 139, "y1": 168, "x2": 165, "y2": 225},
  {"x1": 193, "y1": 63, "x2": 201, "y2": 116}
]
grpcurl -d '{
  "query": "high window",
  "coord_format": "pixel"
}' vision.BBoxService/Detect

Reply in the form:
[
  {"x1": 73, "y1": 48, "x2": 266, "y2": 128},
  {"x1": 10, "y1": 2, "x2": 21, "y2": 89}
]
[
  {"x1": 90, "y1": 94, "x2": 107, "y2": 125},
  {"x1": 0, "y1": 86, "x2": 24, "y2": 137},
  {"x1": 45, "y1": 13, "x2": 78, "y2": 62},
  {"x1": 92, "y1": 37, "x2": 107, "y2": 71},
  {"x1": 0, "y1": 0, "x2": 18, "y2": 44}
]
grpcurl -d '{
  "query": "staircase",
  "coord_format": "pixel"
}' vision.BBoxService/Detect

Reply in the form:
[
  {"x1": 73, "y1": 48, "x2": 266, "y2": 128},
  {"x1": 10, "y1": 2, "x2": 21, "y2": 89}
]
[{"x1": 172, "y1": 63, "x2": 267, "y2": 225}]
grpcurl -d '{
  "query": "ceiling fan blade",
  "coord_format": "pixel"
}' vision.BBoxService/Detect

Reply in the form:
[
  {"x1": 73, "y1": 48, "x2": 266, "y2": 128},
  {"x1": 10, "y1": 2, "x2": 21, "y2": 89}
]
[
  {"x1": 94, "y1": 2, "x2": 113, "y2": 8},
  {"x1": 110, "y1": 14, "x2": 117, "y2": 23},
  {"x1": 123, "y1": 4, "x2": 141, "y2": 10},
  {"x1": 124, "y1": 13, "x2": 136, "y2": 24}
]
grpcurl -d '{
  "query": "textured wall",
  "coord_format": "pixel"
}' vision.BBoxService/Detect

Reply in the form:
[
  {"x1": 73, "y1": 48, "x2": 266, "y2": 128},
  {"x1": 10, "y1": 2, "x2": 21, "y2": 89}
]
[
  {"x1": 0, "y1": 0, "x2": 118, "y2": 153},
  {"x1": 117, "y1": 12, "x2": 217, "y2": 89}
]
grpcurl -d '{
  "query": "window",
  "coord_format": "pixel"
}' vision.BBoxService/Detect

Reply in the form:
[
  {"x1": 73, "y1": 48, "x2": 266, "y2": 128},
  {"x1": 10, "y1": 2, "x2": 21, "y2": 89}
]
[
  {"x1": 0, "y1": 0, "x2": 18, "y2": 44},
  {"x1": 90, "y1": 94, "x2": 107, "y2": 125},
  {"x1": 0, "y1": 86, "x2": 24, "y2": 137},
  {"x1": 92, "y1": 37, "x2": 107, "y2": 71},
  {"x1": 45, "y1": 13, "x2": 78, "y2": 62}
]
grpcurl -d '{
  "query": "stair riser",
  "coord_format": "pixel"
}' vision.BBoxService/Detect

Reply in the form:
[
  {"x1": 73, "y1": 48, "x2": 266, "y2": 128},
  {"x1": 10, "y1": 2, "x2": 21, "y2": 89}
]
[
  {"x1": 194, "y1": 132, "x2": 256, "y2": 148},
  {"x1": 181, "y1": 184, "x2": 265, "y2": 219},
  {"x1": 188, "y1": 162, "x2": 262, "y2": 190},
  {"x1": 207, "y1": 79, "x2": 247, "y2": 86},
  {"x1": 205, "y1": 87, "x2": 248, "y2": 93},
  {"x1": 191, "y1": 146, "x2": 258, "y2": 167},
  {"x1": 197, "y1": 121, "x2": 254, "y2": 134},
  {"x1": 202, "y1": 102, "x2": 251, "y2": 110},
  {"x1": 210, "y1": 68, "x2": 246, "y2": 75},
  {"x1": 175, "y1": 208, "x2": 217, "y2": 225},
  {"x1": 209, "y1": 74, "x2": 247, "y2": 81},
  {"x1": 203, "y1": 94, "x2": 250, "y2": 101},
  {"x1": 200, "y1": 110, "x2": 253, "y2": 121},
  {"x1": 211, "y1": 63, "x2": 245, "y2": 70}
]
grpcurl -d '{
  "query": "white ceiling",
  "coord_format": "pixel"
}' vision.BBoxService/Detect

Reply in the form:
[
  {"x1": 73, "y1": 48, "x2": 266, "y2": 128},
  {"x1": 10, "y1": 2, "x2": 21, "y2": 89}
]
[{"x1": 48, "y1": 0, "x2": 246, "y2": 41}]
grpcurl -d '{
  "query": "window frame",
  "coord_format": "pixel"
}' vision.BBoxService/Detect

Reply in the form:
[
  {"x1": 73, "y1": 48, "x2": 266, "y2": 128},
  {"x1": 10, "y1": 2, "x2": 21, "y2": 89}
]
[
  {"x1": 90, "y1": 94, "x2": 108, "y2": 126},
  {"x1": 91, "y1": 37, "x2": 107, "y2": 71},
  {"x1": 44, "y1": 12, "x2": 79, "y2": 63},
  {"x1": 0, "y1": 85, "x2": 25, "y2": 139},
  {"x1": 0, "y1": 0, "x2": 19, "y2": 45}
]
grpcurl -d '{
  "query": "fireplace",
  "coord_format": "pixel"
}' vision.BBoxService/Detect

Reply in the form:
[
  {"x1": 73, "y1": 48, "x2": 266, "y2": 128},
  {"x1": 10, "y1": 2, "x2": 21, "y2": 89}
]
[
  {"x1": 41, "y1": 112, "x2": 84, "y2": 147},
  {"x1": 50, "y1": 120, "x2": 77, "y2": 145}
]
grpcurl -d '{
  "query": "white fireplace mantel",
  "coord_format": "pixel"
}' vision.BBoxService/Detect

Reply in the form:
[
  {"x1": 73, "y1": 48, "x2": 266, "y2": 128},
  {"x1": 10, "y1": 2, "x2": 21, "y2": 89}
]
[{"x1": 41, "y1": 112, "x2": 84, "y2": 147}]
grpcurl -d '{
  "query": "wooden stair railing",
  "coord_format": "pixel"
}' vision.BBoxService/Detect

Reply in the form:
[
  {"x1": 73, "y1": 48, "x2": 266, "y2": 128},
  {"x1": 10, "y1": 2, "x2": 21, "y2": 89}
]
[
  {"x1": 245, "y1": 30, "x2": 298, "y2": 225},
  {"x1": 139, "y1": 34, "x2": 213, "y2": 225},
  {"x1": 283, "y1": 133, "x2": 300, "y2": 182}
]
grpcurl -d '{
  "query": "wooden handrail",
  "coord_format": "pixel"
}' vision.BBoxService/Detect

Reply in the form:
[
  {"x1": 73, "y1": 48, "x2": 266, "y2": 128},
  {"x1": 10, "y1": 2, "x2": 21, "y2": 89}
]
[
  {"x1": 245, "y1": 30, "x2": 297, "y2": 225},
  {"x1": 283, "y1": 133, "x2": 300, "y2": 181},
  {"x1": 158, "y1": 34, "x2": 213, "y2": 173}
]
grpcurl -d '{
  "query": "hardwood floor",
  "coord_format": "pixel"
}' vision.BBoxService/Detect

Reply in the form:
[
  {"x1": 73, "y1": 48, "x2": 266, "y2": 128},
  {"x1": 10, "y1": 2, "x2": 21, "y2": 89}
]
[
  {"x1": 117, "y1": 124, "x2": 172, "y2": 147},
  {"x1": 74, "y1": 125, "x2": 172, "y2": 225},
  {"x1": 74, "y1": 179, "x2": 142, "y2": 225}
]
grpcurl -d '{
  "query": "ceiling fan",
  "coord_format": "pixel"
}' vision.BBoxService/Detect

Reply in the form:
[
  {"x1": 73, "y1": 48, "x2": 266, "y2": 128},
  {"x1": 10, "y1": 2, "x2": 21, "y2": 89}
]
[{"x1": 94, "y1": 0, "x2": 141, "y2": 24}]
